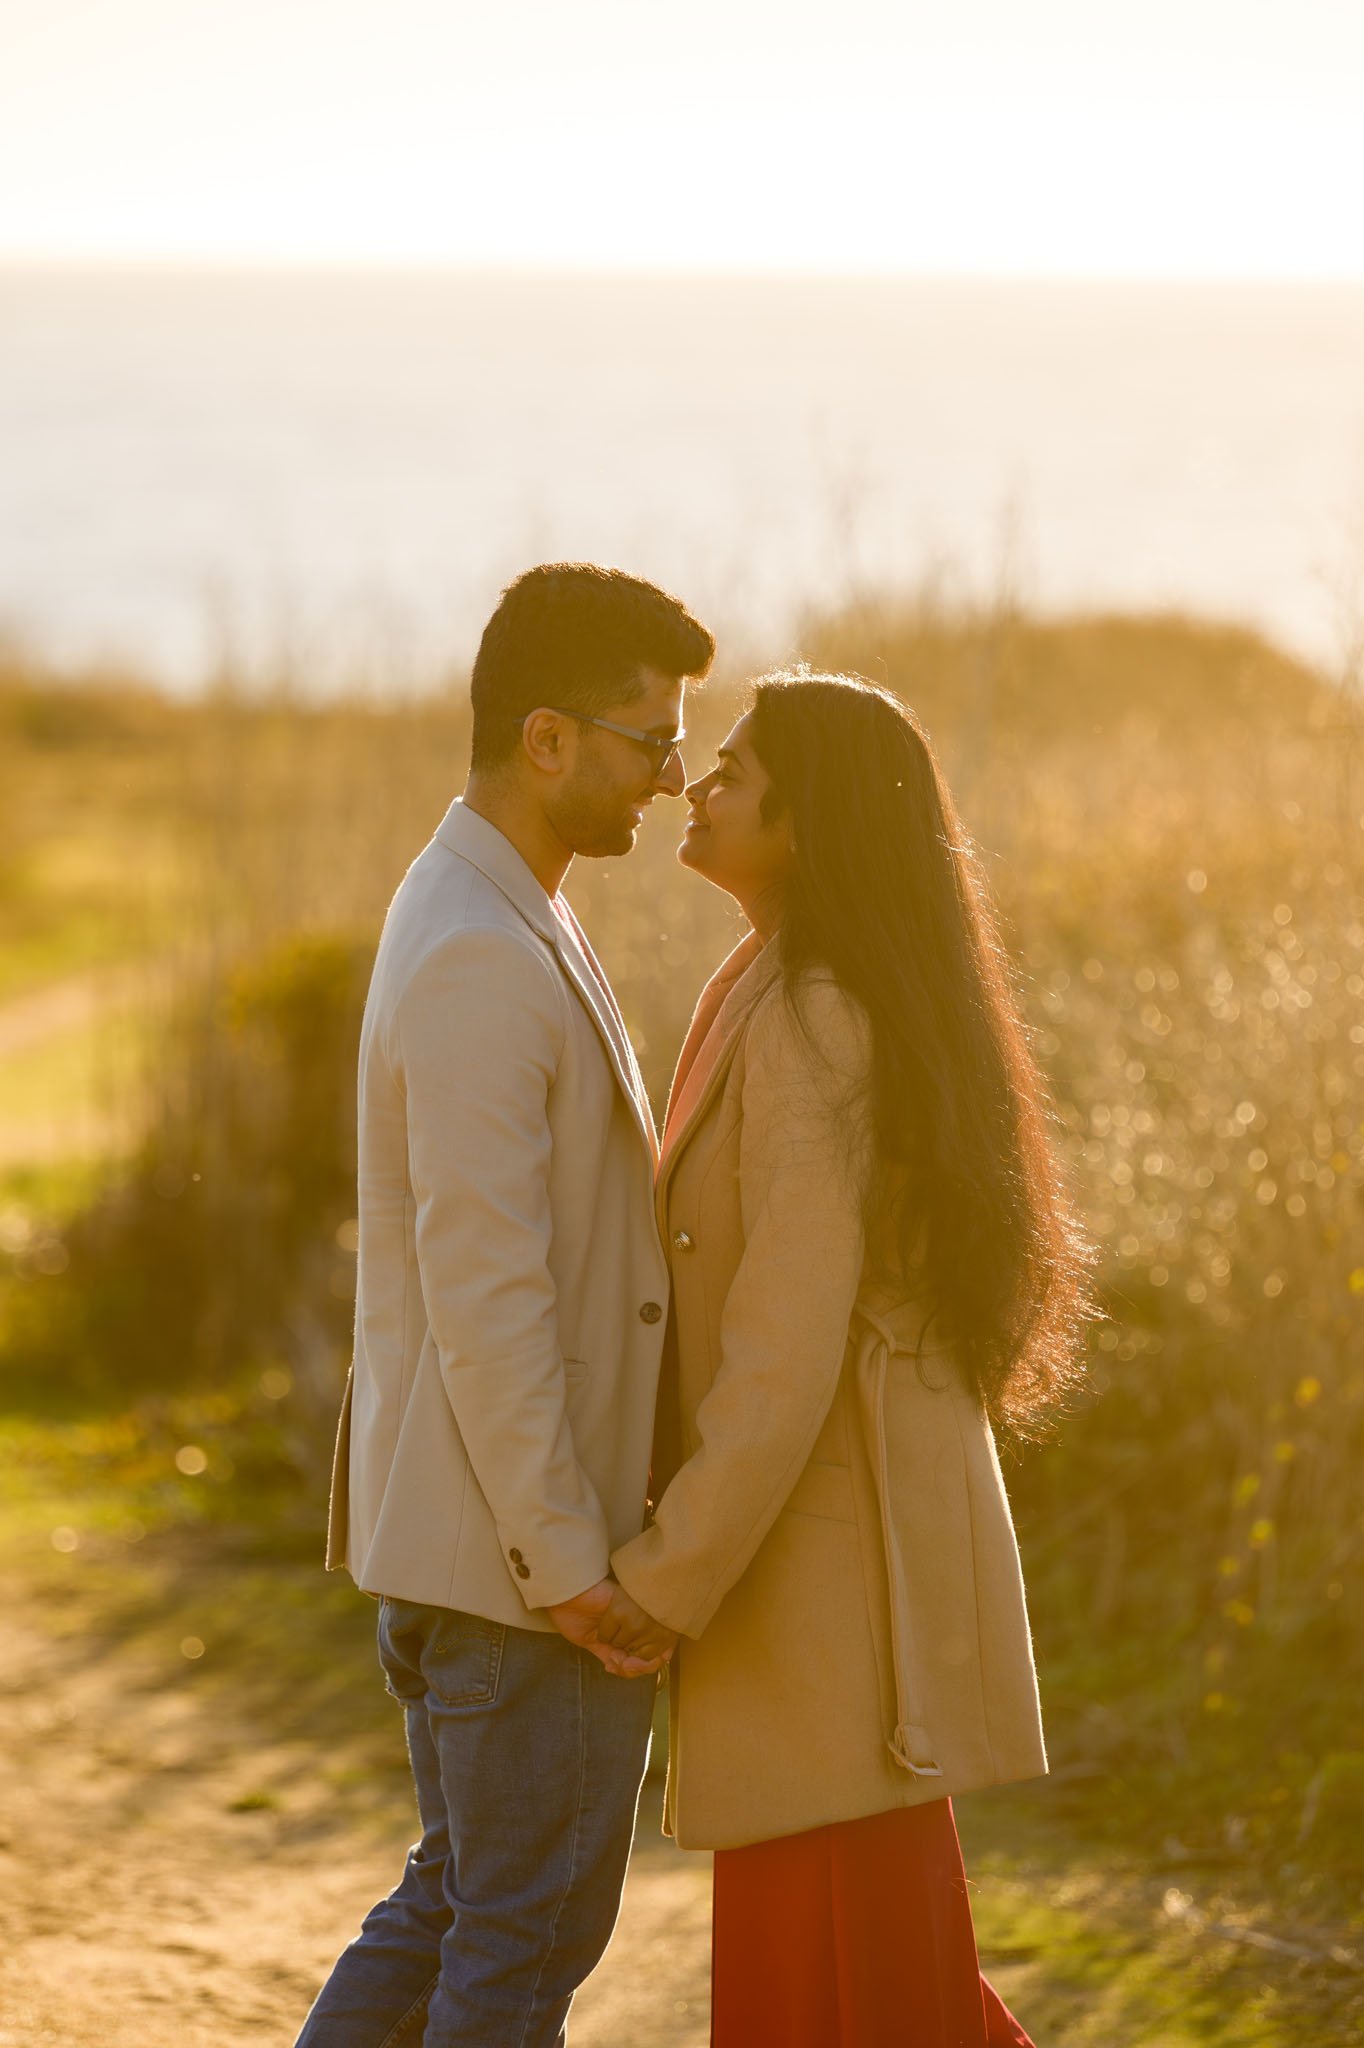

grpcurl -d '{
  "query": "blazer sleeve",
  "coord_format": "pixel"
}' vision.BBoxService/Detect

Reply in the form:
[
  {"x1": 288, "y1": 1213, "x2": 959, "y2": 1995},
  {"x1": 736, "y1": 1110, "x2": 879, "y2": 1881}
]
[
  {"x1": 392, "y1": 924, "x2": 612, "y2": 1611},
  {"x1": 611, "y1": 978, "x2": 874, "y2": 1636}
]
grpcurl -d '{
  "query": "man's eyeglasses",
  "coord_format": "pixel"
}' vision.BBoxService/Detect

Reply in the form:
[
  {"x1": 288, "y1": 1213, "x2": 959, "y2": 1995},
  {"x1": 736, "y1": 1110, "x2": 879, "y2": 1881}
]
[{"x1": 546, "y1": 708, "x2": 686, "y2": 776}]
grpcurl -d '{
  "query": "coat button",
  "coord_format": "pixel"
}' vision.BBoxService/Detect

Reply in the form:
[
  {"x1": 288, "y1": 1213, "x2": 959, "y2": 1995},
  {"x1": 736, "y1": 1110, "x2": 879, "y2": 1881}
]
[
  {"x1": 514, "y1": 1562, "x2": 531, "y2": 1580},
  {"x1": 509, "y1": 1548, "x2": 523, "y2": 1564},
  {"x1": 672, "y1": 1230, "x2": 695, "y2": 1253},
  {"x1": 639, "y1": 1301, "x2": 663, "y2": 1324}
]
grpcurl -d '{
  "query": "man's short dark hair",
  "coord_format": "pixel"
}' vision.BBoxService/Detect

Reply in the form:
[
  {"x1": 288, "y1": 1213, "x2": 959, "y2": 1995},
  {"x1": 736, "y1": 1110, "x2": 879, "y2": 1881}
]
[{"x1": 469, "y1": 563, "x2": 715, "y2": 769}]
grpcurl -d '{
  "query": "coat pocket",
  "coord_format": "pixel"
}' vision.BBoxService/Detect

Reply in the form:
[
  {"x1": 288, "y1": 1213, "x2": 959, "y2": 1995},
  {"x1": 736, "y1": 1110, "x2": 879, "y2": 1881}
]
[{"x1": 782, "y1": 1459, "x2": 856, "y2": 1524}]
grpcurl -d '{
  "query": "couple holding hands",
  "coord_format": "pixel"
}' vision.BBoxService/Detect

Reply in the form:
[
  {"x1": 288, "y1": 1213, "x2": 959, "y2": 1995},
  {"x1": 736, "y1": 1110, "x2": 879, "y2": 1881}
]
[{"x1": 296, "y1": 563, "x2": 1089, "y2": 2047}]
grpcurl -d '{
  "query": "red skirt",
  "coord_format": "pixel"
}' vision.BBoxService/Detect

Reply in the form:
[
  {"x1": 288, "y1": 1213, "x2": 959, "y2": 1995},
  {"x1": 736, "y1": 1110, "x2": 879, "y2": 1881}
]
[{"x1": 711, "y1": 1799, "x2": 1034, "y2": 2048}]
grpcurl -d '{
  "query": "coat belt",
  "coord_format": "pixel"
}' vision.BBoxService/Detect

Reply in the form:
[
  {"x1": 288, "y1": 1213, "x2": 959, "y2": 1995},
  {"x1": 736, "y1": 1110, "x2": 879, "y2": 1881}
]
[{"x1": 851, "y1": 1302, "x2": 944, "y2": 1780}]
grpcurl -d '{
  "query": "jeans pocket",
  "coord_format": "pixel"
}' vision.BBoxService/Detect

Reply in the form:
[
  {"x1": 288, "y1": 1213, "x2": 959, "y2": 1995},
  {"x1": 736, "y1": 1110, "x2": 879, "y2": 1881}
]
[
  {"x1": 378, "y1": 1596, "x2": 430, "y2": 1702},
  {"x1": 424, "y1": 1608, "x2": 506, "y2": 1708}
]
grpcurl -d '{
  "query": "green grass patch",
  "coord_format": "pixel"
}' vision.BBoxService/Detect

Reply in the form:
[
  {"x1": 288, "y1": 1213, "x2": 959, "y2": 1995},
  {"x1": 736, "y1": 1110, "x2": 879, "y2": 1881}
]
[
  {"x1": 0, "y1": 1379, "x2": 396, "y2": 1771},
  {"x1": 961, "y1": 1785, "x2": 1364, "y2": 2046}
]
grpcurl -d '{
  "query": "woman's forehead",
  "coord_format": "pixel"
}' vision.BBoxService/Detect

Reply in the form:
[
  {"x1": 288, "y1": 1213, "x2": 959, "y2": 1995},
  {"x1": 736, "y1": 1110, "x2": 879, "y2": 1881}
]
[{"x1": 720, "y1": 713, "x2": 756, "y2": 760}]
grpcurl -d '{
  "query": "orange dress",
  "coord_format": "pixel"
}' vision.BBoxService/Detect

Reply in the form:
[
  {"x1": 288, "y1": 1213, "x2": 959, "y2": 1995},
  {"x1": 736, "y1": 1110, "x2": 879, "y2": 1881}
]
[{"x1": 711, "y1": 1800, "x2": 1034, "y2": 2048}]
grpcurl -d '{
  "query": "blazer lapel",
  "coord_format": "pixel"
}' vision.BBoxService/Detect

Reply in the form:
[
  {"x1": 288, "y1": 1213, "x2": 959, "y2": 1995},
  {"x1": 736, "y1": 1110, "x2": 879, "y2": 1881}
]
[
  {"x1": 434, "y1": 798, "x2": 559, "y2": 945},
  {"x1": 434, "y1": 797, "x2": 658, "y2": 1161},
  {"x1": 550, "y1": 901, "x2": 660, "y2": 1162}
]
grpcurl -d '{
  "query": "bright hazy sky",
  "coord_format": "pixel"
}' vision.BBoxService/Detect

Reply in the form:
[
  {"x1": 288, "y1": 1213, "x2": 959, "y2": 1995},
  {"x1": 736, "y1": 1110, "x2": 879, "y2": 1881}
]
[{"x1": 3, "y1": 0, "x2": 1363, "y2": 275}]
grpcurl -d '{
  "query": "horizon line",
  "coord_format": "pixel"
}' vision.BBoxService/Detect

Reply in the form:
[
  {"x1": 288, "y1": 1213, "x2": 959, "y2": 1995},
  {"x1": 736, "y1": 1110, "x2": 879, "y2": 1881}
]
[{"x1": 4, "y1": 253, "x2": 1364, "y2": 289}]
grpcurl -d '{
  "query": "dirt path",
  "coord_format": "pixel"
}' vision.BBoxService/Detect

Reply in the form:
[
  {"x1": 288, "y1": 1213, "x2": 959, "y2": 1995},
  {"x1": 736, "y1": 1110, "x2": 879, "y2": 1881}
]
[
  {"x1": 0, "y1": 1583, "x2": 710, "y2": 2047},
  {"x1": 0, "y1": 965, "x2": 150, "y2": 1168},
  {"x1": 7, "y1": 1538, "x2": 1352, "y2": 2048}
]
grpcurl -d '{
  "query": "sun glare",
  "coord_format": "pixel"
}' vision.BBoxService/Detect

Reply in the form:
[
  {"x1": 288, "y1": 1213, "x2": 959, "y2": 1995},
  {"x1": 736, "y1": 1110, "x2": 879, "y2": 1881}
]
[{"x1": 0, "y1": 0, "x2": 1361, "y2": 275}]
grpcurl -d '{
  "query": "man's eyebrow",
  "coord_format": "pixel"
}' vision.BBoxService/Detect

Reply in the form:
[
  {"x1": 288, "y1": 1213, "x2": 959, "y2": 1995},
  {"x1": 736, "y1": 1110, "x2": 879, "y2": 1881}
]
[{"x1": 646, "y1": 722, "x2": 686, "y2": 738}]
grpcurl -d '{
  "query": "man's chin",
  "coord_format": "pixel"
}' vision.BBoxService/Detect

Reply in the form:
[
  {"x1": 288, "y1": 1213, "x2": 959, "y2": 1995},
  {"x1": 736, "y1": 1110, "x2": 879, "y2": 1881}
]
[{"x1": 574, "y1": 821, "x2": 639, "y2": 859}]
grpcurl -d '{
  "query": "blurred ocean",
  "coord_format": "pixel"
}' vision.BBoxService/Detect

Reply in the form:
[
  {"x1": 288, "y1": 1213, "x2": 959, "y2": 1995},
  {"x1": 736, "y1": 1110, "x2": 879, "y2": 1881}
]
[{"x1": 2, "y1": 269, "x2": 1363, "y2": 689}]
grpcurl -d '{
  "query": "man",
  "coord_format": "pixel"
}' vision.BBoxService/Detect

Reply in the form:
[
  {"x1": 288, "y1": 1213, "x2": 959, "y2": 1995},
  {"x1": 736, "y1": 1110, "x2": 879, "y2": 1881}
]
[{"x1": 296, "y1": 564, "x2": 712, "y2": 2048}]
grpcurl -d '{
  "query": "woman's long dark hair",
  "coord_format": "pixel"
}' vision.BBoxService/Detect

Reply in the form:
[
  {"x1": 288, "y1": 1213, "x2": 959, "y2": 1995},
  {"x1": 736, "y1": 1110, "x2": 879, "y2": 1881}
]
[{"x1": 748, "y1": 669, "x2": 1093, "y2": 1435}]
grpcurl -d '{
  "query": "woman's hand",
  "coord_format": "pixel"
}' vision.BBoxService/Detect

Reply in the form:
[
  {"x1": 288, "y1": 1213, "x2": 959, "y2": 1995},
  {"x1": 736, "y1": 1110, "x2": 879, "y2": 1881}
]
[
  {"x1": 594, "y1": 1580, "x2": 678, "y2": 1666},
  {"x1": 546, "y1": 1578, "x2": 674, "y2": 1677}
]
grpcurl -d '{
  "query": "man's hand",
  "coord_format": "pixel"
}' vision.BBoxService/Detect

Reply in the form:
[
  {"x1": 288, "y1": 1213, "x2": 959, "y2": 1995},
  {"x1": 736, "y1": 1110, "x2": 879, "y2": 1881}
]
[
  {"x1": 546, "y1": 1578, "x2": 673, "y2": 1678},
  {"x1": 594, "y1": 1581, "x2": 678, "y2": 1666}
]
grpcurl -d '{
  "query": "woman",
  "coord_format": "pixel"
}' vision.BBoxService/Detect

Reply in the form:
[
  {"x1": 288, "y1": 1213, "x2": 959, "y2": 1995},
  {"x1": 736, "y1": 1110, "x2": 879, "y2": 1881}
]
[{"x1": 608, "y1": 671, "x2": 1092, "y2": 2046}]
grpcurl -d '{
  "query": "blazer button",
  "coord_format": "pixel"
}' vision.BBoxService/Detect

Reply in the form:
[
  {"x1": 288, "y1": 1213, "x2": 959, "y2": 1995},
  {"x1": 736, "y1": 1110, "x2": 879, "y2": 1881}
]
[
  {"x1": 509, "y1": 1548, "x2": 524, "y2": 1564},
  {"x1": 672, "y1": 1230, "x2": 695, "y2": 1253},
  {"x1": 514, "y1": 1562, "x2": 531, "y2": 1580},
  {"x1": 639, "y1": 1301, "x2": 663, "y2": 1324}
]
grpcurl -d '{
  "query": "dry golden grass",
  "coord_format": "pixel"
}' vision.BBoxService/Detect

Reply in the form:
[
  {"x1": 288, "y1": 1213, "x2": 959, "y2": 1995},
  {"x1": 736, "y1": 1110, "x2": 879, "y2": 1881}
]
[{"x1": 3, "y1": 603, "x2": 1362, "y2": 1934}]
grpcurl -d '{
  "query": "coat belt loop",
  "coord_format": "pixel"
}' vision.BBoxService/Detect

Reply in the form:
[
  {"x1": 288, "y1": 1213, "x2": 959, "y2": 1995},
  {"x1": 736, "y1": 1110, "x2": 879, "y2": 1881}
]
[{"x1": 853, "y1": 1308, "x2": 944, "y2": 1780}]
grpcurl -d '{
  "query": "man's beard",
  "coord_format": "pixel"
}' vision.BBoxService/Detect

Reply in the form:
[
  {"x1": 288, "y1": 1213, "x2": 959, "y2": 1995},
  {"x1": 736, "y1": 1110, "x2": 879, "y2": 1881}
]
[{"x1": 547, "y1": 769, "x2": 642, "y2": 859}]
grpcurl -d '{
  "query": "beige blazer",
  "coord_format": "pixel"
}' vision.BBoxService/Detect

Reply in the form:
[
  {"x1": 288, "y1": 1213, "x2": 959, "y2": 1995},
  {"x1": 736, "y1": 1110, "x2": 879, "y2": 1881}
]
[
  {"x1": 611, "y1": 935, "x2": 1047, "y2": 1849},
  {"x1": 326, "y1": 799, "x2": 669, "y2": 1625}
]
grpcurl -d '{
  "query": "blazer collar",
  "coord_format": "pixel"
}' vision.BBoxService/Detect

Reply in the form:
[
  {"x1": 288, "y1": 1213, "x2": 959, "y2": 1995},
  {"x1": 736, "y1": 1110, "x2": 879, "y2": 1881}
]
[
  {"x1": 434, "y1": 798, "x2": 658, "y2": 1159},
  {"x1": 434, "y1": 798, "x2": 558, "y2": 943},
  {"x1": 656, "y1": 932, "x2": 779, "y2": 1215}
]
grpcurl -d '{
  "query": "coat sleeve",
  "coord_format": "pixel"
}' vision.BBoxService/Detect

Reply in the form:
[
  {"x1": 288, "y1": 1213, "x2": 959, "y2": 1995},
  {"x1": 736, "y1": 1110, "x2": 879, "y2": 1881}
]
[
  {"x1": 611, "y1": 978, "x2": 874, "y2": 1636},
  {"x1": 392, "y1": 925, "x2": 612, "y2": 1611}
]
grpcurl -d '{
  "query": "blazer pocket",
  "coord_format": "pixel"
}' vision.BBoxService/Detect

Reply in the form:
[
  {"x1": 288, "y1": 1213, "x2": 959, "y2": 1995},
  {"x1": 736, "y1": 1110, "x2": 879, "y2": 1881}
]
[
  {"x1": 562, "y1": 1357, "x2": 589, "y2": 1383},
  {"x1": 782, "y1": 1460, "x2": 857, "y2": 1524}
]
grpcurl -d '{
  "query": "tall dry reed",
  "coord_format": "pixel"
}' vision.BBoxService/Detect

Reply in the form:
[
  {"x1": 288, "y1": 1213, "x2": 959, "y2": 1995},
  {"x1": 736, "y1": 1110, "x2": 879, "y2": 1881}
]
[{"x1": 4, "y1": 604, "x2": 1362, "y2": 1874}]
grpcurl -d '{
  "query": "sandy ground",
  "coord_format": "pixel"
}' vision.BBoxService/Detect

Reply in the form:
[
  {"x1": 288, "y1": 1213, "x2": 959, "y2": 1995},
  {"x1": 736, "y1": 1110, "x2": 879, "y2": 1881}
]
[
  {"x1": 0, "y1": 967, "x2": 148, "y2": 1168},
  {"x1": 0, "y1": 1584, "x2": 711, "y2": 2047}
]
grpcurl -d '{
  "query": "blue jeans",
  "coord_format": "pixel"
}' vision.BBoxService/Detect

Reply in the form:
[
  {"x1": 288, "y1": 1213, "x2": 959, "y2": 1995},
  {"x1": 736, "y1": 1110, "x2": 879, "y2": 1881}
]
[{"x1": 295, "y1": 1598, "x2": 657, "y2": 2048}]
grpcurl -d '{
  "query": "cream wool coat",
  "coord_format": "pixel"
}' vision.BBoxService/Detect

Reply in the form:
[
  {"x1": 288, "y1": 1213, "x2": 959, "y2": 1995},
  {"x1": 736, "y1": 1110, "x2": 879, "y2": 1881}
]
[
  {"x1": 326, "y1": 799, "x2": 669, "y2": 1625},
  {"x1": 611, "y1": 934, "x2": 1048, "y2": 1851}
]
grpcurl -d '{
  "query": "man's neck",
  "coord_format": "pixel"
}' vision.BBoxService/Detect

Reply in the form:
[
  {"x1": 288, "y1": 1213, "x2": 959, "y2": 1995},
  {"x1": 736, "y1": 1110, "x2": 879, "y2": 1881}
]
[{"x1": 462, "y1": 777, "x2": 573, "y2": 898}]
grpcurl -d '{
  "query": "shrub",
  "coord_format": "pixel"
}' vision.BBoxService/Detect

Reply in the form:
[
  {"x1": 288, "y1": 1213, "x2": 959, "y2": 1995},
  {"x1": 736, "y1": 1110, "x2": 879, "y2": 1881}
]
[{"x1": 6, "y1": 935, "x2": 371, "y2": 1454}]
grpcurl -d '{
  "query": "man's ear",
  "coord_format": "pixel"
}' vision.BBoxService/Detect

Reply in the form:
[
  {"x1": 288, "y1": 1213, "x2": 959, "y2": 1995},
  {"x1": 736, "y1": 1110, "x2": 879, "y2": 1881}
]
[{"x1": 521, "y1": 708, "x2": 572, "y2": 776}]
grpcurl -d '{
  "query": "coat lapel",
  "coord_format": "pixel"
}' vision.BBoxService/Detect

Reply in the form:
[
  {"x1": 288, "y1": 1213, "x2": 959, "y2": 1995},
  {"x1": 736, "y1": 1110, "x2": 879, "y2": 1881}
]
[
  {"x1": 662, "y1": 935, "x2": 757, "y2": 1132},
  {"x1": 655, "y1": 933, "x2": 778, "y2": 1225}
]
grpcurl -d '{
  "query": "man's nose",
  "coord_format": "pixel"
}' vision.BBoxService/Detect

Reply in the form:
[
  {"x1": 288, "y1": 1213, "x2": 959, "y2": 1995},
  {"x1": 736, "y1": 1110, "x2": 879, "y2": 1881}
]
[{"x1": 655, "y1": 748, "x2": 688, "y2": 798}]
